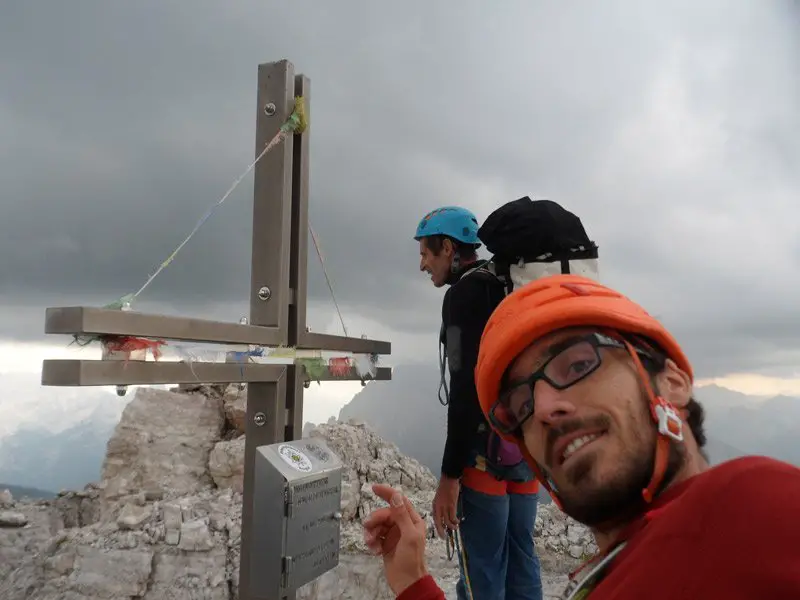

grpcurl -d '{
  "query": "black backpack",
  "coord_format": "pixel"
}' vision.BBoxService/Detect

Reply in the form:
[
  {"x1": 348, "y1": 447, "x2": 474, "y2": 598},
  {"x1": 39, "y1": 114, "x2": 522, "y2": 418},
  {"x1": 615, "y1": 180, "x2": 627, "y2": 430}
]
[{"x1": 477, "y1": 196, "x2": 600, "y2": 295}]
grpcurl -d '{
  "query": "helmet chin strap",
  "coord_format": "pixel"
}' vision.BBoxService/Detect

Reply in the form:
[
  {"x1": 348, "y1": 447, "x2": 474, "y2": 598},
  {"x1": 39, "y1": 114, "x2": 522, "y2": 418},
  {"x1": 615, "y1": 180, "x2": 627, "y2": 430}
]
[
  {"x1": 521, "y1": 337, "x2": 686, "y2": 508},
  {"x1": 621, "y1": 338, "x2": 685, "y2": 502}
]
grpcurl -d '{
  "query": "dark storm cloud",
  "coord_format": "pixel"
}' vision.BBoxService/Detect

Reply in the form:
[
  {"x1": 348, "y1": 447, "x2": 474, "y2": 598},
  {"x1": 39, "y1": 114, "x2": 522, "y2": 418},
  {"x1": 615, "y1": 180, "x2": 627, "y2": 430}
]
[{"x1": 1, "y1": 0, "x2": 799, "y2": 379}]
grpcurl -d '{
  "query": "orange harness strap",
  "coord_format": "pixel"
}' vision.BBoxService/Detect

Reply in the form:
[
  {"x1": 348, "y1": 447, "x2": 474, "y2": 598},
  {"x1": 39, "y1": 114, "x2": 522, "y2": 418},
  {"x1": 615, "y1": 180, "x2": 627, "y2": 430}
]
[{"x1": 461, "y1": 467, "x2": 540, "y2": 496}]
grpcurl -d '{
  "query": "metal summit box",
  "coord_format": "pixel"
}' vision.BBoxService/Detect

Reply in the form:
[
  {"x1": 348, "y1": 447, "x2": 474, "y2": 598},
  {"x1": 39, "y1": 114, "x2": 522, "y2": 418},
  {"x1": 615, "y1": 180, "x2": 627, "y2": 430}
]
[{"x1": 250, "y1": 437, "x2": 343, "y2": 598}]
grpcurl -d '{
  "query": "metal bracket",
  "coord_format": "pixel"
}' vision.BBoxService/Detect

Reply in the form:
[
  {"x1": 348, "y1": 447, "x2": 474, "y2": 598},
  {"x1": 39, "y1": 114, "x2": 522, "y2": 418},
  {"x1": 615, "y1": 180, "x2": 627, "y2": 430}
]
[
  {"x1": 285, "y1": 485, "x2": 295, "y2": 518},
  {"x1": 282, "y1": 556, "x2": 294, "y2": 589}
]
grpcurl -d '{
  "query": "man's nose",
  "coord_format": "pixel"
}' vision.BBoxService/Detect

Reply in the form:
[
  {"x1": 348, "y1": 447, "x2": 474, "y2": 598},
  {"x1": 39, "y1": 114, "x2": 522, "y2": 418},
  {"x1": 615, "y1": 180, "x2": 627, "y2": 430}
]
[{"x1": 532, "y1": 381, "x2": 577, "y2": 425}]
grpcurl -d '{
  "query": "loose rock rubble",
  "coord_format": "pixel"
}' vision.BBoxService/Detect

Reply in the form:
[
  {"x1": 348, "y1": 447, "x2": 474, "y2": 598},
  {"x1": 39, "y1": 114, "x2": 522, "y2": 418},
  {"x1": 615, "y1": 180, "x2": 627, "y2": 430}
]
[{"x1": 0, "y1": 384, "x2": 594, "y2": 599}]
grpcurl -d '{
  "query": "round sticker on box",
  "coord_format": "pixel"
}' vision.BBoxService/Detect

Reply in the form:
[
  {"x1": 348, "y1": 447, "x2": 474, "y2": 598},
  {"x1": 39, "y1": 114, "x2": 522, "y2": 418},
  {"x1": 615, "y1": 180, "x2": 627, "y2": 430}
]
[{"x1": 277, "y1": 443, "x2": 313, "y2": 472}]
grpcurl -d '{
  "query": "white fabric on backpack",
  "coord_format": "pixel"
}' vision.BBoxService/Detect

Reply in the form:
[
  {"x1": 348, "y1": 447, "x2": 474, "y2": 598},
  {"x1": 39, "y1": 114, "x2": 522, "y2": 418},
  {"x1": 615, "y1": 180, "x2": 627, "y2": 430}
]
[
  {"x1": 508, "y1": 256, "x2": 600, "y2": 292},
  {"x1": 473, "y1": 255, "x2": 600, "y2": 298}
]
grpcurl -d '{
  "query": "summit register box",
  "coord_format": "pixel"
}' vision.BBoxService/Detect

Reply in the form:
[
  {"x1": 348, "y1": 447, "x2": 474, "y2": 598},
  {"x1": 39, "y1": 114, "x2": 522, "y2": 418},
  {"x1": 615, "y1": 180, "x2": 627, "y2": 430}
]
[{"x1": 250, "y1": 437, "x2": 343, "y2": 598}]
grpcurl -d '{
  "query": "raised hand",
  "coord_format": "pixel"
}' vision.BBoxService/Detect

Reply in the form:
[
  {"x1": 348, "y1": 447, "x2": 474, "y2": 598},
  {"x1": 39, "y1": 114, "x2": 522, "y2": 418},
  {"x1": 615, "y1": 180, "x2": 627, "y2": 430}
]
[{"x1": 363, "y1": 483, "x2": 430, "y2": 595}]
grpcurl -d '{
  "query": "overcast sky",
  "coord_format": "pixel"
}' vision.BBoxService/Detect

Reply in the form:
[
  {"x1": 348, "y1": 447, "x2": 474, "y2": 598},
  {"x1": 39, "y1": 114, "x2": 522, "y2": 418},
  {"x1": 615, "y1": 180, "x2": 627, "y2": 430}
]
[{"x1": 2, "y1": 0, "x2": 799, "y2": 382}]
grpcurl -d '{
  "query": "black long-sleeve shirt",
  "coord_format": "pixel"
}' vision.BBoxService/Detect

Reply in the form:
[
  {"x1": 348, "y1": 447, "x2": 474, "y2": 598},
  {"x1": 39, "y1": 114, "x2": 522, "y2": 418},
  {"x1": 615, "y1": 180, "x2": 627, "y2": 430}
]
[{"x1": 439, "y1": 260, "x2": 507, "y2": 479}]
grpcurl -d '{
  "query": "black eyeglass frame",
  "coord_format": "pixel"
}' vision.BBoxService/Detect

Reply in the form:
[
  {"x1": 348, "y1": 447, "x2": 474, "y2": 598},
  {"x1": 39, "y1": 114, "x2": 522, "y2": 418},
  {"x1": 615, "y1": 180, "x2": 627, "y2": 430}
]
[{"x1": 488, "y1": 332, "x2": 652, "y2": 435}]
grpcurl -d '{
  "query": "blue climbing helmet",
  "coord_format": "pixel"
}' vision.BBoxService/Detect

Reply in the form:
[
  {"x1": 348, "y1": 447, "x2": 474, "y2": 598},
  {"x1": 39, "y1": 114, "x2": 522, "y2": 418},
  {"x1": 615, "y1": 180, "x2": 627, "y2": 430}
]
[{"x1": 414, "y1": 206, "x2": 481, "y2": 247}]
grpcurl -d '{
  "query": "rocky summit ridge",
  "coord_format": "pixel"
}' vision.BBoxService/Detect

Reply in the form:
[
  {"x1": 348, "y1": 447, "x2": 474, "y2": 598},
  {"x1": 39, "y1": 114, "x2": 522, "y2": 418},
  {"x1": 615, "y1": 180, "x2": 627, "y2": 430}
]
[{"x1": 0, "y1": 384, "x2": 595, "y2": 599}]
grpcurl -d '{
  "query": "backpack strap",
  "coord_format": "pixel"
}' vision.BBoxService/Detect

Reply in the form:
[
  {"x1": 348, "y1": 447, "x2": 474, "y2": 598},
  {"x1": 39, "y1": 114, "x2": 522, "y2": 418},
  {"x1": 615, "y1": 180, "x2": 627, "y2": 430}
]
[
  {"x1": 485, "y1": 260, "x2": 513, "y2": 295},
  {"x1": 461, "y1": 263, "x2": 508, "y2": 292},
  {"x1": 436, "y1": 263, "x2": 503, "y2": 407}
]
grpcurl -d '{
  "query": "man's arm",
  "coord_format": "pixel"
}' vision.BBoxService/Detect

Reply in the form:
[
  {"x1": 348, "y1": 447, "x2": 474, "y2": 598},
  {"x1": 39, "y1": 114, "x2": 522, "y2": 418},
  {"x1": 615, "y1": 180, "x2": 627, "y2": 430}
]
[{"x1": 440, "y1": 275, "x2": 499, "y2": 478}]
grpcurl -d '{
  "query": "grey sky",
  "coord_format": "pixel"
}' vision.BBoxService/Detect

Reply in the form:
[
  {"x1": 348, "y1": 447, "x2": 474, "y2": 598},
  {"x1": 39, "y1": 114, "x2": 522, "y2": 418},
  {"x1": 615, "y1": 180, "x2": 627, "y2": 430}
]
[{"x1": 1, "y1": 0, "x2": 799, "y2": 378}]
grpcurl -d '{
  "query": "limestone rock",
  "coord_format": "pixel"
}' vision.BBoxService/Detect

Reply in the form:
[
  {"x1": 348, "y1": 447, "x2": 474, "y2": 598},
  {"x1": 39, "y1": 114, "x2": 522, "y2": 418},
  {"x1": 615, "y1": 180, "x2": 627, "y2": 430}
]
[
  {"x1": 163, "y1": 502, "x2": 183, "y2": 546},
  {"x1": 147, "y1": 549, "x2": 229, "y2": 599},
  {"x1": 0, "y1": 503, "x2": 64, "y2": 583},
  {"x1": 208, "y1": 436, "x2": 246, "y2": 492},
  {"x1": 0, "y1": 489, "x2": 13, "y2": 506},
  {"x1": 178, "y1": 518, "x2": 217, "y2": 552},
  {"x1": 0, "y1": 511, "x2": 28, "y2": 527},
  {"x1": 101, "y1": 387, "x2": 224, "y2": 506},
  {"x1": 116, "y1": 502, "x2": 153, "y2": 530},
  {"x1": 535, "y1": 504, "x2": 596, "y2": 562},
  {"x1": 71, "y1": 546, "x2": 154, "y2": 596},
  {"x1": 223, "y1": 386, "x2": 247, "y2": 436},
  {"x1": 54, "y1": 486, "x2": 102, "y2": 528}
]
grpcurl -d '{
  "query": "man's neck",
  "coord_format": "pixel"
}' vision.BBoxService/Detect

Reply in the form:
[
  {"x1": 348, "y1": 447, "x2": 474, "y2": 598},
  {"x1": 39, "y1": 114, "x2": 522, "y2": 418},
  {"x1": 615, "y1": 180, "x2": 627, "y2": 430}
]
[
  {"x1": 457, "y1": 257, "x2": 480, "y2": 271},
  {"x1": 590, "y1": 450, "x2": 710, "y2": 554},
  {"x1": 446, "y1": 257, "x2": 481, "y2": 285}
]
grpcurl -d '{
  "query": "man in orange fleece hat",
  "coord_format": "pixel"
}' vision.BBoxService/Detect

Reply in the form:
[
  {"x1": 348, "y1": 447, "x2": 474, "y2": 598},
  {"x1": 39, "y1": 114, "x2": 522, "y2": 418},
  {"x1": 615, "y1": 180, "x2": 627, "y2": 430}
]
[{"x1": 363, "y1": 274, "x2": 800, "y2": 599}]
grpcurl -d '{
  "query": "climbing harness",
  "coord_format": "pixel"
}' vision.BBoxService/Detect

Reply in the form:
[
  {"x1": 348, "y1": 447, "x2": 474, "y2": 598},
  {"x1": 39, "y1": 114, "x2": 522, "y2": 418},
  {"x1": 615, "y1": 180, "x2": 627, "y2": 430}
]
[
  {"x1": 445, "y1": 526, "x2": 456, "y2": 560},
  {"x1": 436, "y1": 263, "x2": 499, "y2": 407},
  {"x1": 438, "y1": 320, "x2": 450, "y2": 406}
]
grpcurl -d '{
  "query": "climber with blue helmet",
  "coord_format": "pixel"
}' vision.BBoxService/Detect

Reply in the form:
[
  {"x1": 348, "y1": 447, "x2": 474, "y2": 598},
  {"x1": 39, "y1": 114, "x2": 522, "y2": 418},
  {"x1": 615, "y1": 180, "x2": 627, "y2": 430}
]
[{"x1": 414, "y1": 206, "x2": 543, "y2": 600}]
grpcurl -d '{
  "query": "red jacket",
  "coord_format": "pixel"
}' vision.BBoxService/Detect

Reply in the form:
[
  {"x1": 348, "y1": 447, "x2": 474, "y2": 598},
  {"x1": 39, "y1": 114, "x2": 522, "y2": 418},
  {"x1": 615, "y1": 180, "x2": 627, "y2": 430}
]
[{"x1": 398, "y1": 456, "x2": 800, "y2": 599}]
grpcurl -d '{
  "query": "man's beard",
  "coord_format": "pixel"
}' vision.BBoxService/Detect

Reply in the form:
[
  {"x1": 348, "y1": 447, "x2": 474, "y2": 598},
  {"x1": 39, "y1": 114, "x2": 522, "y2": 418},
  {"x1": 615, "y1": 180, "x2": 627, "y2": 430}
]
[{"x1": 547, "y1": 412, "x2": 686, "y2": 529}]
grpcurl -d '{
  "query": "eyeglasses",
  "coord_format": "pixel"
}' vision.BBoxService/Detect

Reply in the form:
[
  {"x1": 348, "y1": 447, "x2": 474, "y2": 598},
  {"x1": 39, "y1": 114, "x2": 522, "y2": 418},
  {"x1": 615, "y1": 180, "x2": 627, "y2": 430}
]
[{"x1": 489, "y1": 332, "x2": 650, "y2": 435}]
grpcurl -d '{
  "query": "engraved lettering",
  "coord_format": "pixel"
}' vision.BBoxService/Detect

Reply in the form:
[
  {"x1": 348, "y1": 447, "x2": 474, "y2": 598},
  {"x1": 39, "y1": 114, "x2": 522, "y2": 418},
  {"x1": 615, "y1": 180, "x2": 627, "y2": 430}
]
[
  {"x1": 292, "y1": 536, "x2": 338, "y2": 569},
  {"x1": 301, "y1": 514, "x2": 333, "y2": 533},
  {"x1": 291, "y1": 476, "x2": 341, "y2": 507},
  {"x1": 304, "y1": 443, "x2": 331, "y2": 462}
]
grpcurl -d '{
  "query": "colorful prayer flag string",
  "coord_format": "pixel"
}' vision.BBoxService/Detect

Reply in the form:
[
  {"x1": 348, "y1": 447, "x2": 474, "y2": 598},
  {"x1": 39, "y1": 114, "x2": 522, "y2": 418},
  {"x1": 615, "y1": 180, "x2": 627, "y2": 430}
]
[
  {"x1": 103, "y1": 336, "x2": 167, "y2": 361},
  {"x1": 96, "y1": 334, "x2": 381, "y2": 384},
  {"x1": 128, "y1": 96, "x2": 308, "y2": 304},
  {"x1": 328, "y1": 357, "x2": 352, "y2": 377}
]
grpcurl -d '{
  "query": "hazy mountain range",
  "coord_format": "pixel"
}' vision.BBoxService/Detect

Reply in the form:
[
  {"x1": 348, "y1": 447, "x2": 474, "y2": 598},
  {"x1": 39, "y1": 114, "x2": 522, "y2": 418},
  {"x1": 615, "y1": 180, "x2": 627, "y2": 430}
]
[
  {"x1": 0, "y1": 373, "x2": 129, "y2": 492},
  {"x1": 0, "y1": 482, "x2": 55, "y2": 500},
  {"x1": 339, "y1": 365, "x2": 800, "y2": 477}
]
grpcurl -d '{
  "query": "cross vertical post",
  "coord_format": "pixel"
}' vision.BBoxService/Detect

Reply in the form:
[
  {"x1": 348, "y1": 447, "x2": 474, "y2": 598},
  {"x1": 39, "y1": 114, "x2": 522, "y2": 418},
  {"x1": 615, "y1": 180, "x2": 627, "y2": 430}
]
[
  {"x1": 241, "y1": 59, "x2": 300, "y2": 600},
  {"x1": 285, "y1": 73, "x2": 311, "y2": 442}
]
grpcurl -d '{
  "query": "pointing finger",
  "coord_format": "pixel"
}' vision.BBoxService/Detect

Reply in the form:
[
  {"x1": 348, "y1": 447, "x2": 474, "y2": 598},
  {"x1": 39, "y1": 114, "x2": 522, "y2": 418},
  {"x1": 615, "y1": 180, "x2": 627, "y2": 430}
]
[
  {"x1": 371, "y1": 484, "x2": 423, "y2": 525},
  {"x1": 363, "y1": 506, "x2": 393, "y2": 529}
]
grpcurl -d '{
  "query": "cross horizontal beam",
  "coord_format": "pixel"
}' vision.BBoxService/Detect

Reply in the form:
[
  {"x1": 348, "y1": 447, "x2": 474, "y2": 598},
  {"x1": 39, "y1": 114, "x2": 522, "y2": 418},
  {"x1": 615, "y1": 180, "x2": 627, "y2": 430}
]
[
  {"x1": 41, "y1": 359, "x2": 392, "y2": 387},
  {"x1": 45, "y1": 306, "x2": 283, "y2": 346},
  {"x1": 298, "y1": 331, "x2": 390, "y2": 355},
  {"x1": 44, "y1": 306, "x2": 391, "y2": 354}
]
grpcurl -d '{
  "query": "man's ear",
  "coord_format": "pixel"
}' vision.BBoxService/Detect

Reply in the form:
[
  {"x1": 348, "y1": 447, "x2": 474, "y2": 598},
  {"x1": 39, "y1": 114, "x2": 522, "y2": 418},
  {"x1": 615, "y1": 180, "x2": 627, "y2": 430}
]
[
  {"x1": 442, "y1": 237, "x2": 454, "y2": 257},
  {"x1": 656, "y1": 358, "x2": 693, "y2": 409}
]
